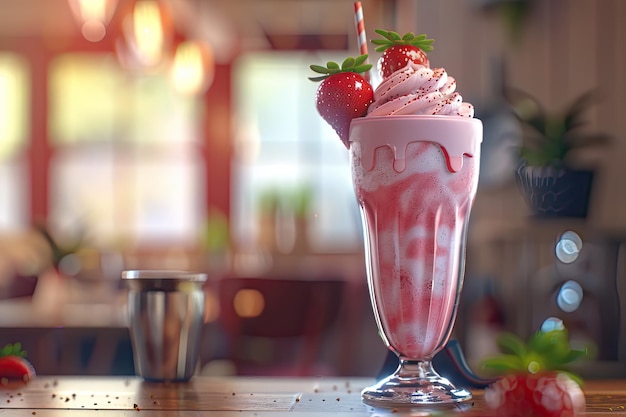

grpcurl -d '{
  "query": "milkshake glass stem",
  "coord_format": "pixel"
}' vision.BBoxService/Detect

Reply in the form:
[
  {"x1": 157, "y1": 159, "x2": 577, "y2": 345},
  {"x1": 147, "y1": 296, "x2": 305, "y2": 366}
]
[{"x1": 362, "y1": 359, "x2": 472, "y2": 405}]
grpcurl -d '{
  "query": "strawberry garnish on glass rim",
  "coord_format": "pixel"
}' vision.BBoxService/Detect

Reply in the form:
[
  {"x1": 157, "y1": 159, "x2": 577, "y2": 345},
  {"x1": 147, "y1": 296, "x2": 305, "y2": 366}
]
[
  {"x1": 372, "y1": 29, "x2": 434, "y2": 79},
  {"x1": 481, "y1": 325, "x2": 588, "y2": 417},
  {"x1": 309, "y1": 55, "x2": 373, "y2": 149}
]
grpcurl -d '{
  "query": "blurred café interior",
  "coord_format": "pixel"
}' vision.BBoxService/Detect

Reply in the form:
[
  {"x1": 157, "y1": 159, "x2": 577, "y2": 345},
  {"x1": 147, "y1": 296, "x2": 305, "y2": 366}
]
[{"x1": 0, "y1": 0, "x2": 625, "y2": 379}]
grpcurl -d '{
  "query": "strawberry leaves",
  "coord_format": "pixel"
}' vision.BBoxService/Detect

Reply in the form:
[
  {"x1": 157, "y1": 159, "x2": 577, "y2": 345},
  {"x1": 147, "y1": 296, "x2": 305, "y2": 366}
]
[
  {"x1": 309, "y1": 55, "x2": 372, "y2": 82},
  {"x1": 372, "y1": 29, "x2": 434, "y2": 53},
  {"x1": 0, "y1": 343, "x2": 27, "y2": 358},
  {"x1": 482, "y1": 327, "x2": 588, "y2": 385}
]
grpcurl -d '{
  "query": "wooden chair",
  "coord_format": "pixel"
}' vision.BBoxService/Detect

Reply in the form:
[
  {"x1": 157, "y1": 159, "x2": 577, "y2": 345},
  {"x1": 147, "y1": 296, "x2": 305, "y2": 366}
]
[{"x1": 216, "y1": 277, "x2": 346, "y2": 376}]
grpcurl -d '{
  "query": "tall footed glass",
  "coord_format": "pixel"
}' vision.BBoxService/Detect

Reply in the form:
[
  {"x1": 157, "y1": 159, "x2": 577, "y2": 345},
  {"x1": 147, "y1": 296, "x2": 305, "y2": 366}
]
[{"x1": 350, "y1": 115, "x2": 482, "y2": 406}]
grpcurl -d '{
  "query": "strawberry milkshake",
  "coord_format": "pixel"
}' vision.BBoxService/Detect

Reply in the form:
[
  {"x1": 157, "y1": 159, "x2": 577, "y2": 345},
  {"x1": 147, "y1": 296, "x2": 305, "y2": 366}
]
[
  {"x1": 350, "y1": 32, "x2": 481, "y2": 405},
  {"x1": 310, "y1": 28, "x2": 481, "y2": 405}
]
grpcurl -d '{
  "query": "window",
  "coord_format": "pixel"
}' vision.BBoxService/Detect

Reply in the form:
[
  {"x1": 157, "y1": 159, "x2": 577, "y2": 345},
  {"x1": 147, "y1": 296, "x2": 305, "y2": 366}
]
[
  {"x1": 0, "y1": 53, "x2": 29, "y2": 231},
  {"x1": 232, "y1": 52, "x2": 362, "y2": 254},
  {"x1": 48, "y1": 53, "x2": 205, "y2": 246}
]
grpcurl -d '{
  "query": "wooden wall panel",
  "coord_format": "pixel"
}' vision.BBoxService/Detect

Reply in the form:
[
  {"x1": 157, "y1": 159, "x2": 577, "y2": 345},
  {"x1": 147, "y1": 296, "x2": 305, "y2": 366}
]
[
  {"x1": 476, "y1": 10, "x2": 508, "y2": 103},
  {"x1": 506, "y1": 1, "x2": 550, "y2": 103},
  {"x1": 548, "y1": 0, "x2": 571, "y2": 106},
  {"x1": 455, "y1": 7, "x2": 492, "y2": 106},
  {"x1": 565, "y1": 0, "x2": 598, "y2": 119}
]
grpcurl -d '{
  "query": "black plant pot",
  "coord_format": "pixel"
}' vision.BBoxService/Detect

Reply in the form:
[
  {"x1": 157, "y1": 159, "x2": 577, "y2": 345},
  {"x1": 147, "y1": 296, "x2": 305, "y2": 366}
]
[{"x1": 515, "y1": 165, "x2": 594, "y2": 218}]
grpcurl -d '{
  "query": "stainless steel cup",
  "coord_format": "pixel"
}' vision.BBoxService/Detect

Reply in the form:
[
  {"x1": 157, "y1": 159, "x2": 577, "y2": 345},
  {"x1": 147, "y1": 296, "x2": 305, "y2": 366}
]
[{"x1": 122, "y1": 270, "x2": 207, "y2": 382}]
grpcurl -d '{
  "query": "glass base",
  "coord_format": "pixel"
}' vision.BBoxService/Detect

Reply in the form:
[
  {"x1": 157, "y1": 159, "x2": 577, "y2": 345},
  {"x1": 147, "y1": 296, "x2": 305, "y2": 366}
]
[{"x1": 362, "y1": 359, "x2": 472, "y2": 407}]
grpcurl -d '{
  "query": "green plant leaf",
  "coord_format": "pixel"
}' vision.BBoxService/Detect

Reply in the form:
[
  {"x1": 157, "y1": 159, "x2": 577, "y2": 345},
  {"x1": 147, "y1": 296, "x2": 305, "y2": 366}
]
[
  {"x1": 564, "y1": 91, "x2": 595, "y2": 131},
  {"x1": 519, "y1": 148, "x2": 556, "y2": 167},
  {"x1": 507, "y1": 87, "x2": 607, "y2": 168},
  {"x1": 525, "y1": 115, "x2": 547, "y2": 136}
]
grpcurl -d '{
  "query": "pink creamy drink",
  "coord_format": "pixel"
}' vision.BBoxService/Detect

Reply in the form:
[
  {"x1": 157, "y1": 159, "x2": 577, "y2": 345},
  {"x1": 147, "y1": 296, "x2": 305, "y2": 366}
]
[
  {"x1": 310, "y1": 27, "x2": 482, "y2": 403},
  {"x1": 350, "y1": 115, "x2": 481, "y2": 360}
]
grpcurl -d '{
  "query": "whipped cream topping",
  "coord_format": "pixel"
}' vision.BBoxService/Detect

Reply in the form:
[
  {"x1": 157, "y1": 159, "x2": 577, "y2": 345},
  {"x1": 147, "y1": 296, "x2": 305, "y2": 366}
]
[{"x1": 367, "y1": 62, "x2": 474, "y2": 118}]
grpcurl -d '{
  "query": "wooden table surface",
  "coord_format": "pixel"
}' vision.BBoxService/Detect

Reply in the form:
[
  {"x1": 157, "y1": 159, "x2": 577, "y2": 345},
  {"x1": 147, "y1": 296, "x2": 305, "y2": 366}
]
[{"x1": 0, "y1": 376, "x2": 625, "y2": 416}]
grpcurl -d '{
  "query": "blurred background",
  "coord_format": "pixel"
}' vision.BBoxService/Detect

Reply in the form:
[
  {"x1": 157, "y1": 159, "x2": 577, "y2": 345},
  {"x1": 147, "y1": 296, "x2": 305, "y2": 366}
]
[{"x1": 0, "y1": 0, "x2": 625, "y2": 379}]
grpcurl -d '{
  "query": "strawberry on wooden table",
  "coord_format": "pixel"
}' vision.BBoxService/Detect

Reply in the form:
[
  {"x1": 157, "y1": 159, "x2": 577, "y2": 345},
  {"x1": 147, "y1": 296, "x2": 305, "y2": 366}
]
[
  {"x1": 0, "y1": 343, "x2": 35, "y2": 385},
  {"x1": 481, "y1": 325, "x2": 588, "y2": 417},
  {"x1": 372, "y1": 29, "x2": 434, "y2": 79},
  {"x1": 309, "y1": 55, "x2": 373, "y2": 149}
]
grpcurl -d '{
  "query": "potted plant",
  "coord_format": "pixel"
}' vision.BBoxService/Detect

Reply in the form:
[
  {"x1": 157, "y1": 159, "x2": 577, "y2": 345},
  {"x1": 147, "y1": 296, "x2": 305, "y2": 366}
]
[{"x1": 510, "y1": 89, "x2": 610, "y2": 218}]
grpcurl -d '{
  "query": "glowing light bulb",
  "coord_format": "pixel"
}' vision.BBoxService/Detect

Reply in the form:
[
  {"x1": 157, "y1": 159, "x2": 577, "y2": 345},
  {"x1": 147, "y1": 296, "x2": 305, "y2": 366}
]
[
  {"x1": 171, "y1": 41, "x2": 214, "y2": 95},
  {"x1": 68, "y1": 0, "x2": 118, "y2": 42},
  {"x1": 132, "y1": 0, "x2": 164, "y2": 66}
]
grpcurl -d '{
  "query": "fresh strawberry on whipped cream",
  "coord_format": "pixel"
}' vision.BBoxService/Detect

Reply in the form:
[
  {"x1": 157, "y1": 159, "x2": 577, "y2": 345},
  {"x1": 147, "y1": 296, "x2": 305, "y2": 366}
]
[{"x1": 367, "y1": 62, "x2": 474, "y2": 117}]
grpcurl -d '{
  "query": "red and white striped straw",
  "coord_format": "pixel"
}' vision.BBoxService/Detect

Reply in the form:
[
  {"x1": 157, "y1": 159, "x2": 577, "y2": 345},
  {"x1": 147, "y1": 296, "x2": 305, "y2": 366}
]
[{"x1": 353, "y1": 1, "x2": 370, "y2": 81}]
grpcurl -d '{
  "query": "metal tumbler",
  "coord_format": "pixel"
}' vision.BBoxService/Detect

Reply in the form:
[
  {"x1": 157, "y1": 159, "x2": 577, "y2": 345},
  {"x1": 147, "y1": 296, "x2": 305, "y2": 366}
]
[{"x1": 122, "y1": 270, "x2": 207, "y2": 382}]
